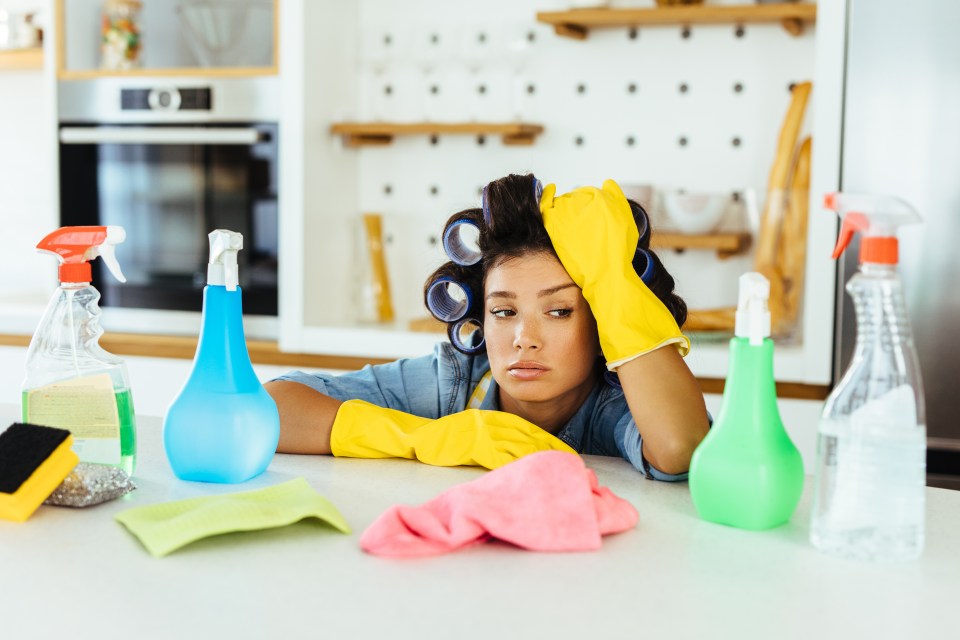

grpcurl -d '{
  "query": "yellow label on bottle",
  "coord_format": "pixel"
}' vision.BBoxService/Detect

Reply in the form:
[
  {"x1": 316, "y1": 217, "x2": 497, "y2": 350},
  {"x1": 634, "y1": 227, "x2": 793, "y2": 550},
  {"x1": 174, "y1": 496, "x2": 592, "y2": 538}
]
[{"x1": 26, "y1": 374, "x2": 121, "y2": 465}]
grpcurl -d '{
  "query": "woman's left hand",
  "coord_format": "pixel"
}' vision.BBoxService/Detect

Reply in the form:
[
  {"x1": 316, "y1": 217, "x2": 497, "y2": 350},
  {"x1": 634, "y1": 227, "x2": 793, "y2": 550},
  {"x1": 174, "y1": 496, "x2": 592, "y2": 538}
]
[
  {"x1": 538, "y1": 180, "x2": 638, "y2": 290},
  {"x1": 540, "y1": 179, "x2": 689, "y2": 367}
]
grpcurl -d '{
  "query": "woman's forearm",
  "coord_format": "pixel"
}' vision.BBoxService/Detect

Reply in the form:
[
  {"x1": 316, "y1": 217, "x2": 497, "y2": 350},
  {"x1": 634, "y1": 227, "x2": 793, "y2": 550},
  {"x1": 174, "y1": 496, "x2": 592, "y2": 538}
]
[
  {"x1": 264, "y1": 381, "x2": 342, "y2": 454},
  {"x1": 617, "y1": 347, "x2": 710, "y2": 475}
]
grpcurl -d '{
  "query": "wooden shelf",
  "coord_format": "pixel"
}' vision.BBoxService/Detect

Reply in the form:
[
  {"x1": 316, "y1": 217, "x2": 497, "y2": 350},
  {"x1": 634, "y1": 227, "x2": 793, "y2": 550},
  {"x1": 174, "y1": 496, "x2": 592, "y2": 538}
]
[
  {"x1": 536, "y1": 3, "x2": 817, "y2": 39},
  {"x1": 651, "y1": 231, "x2": 752, "y2": 259},
  {"x1": 0, "y1": 48, "x2": 44, "y2": 71},
  {"x1": 57, "y1": 66, "x2": 278, "y2": 80},
  {"x1": 330, "y1": 122, "x2": 545, "y2": 147}
]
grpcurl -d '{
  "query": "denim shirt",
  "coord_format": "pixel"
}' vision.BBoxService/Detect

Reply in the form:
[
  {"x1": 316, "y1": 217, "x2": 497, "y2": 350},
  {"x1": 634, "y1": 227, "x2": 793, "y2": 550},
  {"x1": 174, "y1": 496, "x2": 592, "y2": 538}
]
[{"x1": 276, "y1": 342, "x2": 688, "y2": 481}]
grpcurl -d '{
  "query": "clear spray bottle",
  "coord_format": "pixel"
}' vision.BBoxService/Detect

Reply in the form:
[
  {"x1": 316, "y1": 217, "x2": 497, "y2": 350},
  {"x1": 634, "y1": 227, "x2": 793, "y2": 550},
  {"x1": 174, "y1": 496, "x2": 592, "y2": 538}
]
[
  {"x1": 163, "y1": 230, "x2": 280, "y2": 483},
  {"x1": 22, "y1": 226, "x2": 137, "y2": 474},
  {"x1": 811, "y1": 193, "x2": 926, "y2": 561}
]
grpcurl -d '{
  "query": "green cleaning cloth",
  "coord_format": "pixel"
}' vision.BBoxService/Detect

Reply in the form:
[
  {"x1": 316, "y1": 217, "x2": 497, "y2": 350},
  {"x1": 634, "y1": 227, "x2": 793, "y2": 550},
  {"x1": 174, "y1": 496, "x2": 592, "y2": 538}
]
[{"x1": 115, "y1": 478, "x2": 351, "y2": 557}]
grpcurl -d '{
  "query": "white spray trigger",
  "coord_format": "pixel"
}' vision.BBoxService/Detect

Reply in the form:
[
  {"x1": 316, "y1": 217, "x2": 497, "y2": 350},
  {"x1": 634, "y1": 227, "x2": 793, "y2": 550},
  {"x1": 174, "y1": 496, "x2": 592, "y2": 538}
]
[
  {"x1": 207, "y1": 229, "x2": 243, "y2": 291},
  {"x1": 94, "y1": 226, "x2": 127, "y2": 283},
  {"x1": 735, "y1": 272, "x2": 770, "y2": 346}
]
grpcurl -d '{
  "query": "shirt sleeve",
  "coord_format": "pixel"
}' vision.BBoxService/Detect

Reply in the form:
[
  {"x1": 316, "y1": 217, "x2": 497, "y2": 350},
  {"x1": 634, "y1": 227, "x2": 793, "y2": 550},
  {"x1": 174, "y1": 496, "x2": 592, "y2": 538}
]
[
  {"x1": 270, "y1": 342, "x2": 479, "y2": 419},
  {"x1": 272, "y1": 353, "x2": 445, "y2": 418},
  {"x1": 614, "y1": 413, "x2": 690, "y2": 482}
]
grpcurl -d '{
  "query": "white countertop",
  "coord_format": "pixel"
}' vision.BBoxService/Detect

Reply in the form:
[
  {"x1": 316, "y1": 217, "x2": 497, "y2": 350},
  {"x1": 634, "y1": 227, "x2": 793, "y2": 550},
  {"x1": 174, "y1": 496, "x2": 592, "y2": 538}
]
[{"x1": 1, "y1": 406, "x2": 958, "y2": 640}]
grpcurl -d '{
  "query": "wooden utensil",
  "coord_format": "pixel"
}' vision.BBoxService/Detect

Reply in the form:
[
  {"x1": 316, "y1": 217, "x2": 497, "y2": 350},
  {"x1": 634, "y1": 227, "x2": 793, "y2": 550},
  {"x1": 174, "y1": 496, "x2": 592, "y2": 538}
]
[
  {"x1": 362, "y1": 213, "x2": 394, "y2": 323},
  {"x1": 682, "y1": 81, "x2": 812, "y2": 335}
]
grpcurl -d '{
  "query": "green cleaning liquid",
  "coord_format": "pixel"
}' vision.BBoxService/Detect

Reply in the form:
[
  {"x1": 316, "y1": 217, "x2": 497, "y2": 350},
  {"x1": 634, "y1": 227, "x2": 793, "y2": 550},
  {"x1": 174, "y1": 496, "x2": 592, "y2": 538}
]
[{"x1": 22, "y1": 387, "x2": 137, "y2": 476}]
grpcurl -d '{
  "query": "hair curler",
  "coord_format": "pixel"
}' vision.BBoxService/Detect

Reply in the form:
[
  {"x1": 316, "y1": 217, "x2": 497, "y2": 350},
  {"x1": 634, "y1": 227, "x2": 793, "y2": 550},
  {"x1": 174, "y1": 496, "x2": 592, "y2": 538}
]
[
  {"x1": 632, "y1": 248, "x2": 655, "y2": 285},
  {"x1": 635, "y1": 206, "x2": 650, "y2": 245},
  {"x1": 442, "y1": 219, "x2": 482, "y2": 266},
  {"x1": 482, "y1": 174, "x2": 544, "y2": 227},
  {"x1": 448, "y1": 317, "x2": 485, "y2": 355},
  {"x1": 426, "y1": 276, "x2": 473, "y2": 322}
]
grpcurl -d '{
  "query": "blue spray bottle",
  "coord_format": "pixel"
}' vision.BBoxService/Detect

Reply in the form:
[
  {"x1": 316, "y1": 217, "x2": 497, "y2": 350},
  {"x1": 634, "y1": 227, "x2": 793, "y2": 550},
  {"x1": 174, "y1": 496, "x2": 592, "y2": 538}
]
[{"x1": 163, "y1": 230, "x2": 280, "y2": 483}]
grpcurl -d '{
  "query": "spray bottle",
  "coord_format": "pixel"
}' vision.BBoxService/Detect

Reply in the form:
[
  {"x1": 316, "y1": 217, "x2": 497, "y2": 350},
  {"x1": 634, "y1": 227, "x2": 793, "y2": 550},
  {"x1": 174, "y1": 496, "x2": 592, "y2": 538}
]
[
  {"x1": 163, "y1": 230, "x2": 280, "y2": 483},
  {"x1": 689, "y1": 272, "x2": 804, "y2": 530},
  {"x1": 811, "y1": 193, "x2": 925, "y2": 561},
  {"x1": 22, "y1": 226, "x2": 137, "y2": 474}
]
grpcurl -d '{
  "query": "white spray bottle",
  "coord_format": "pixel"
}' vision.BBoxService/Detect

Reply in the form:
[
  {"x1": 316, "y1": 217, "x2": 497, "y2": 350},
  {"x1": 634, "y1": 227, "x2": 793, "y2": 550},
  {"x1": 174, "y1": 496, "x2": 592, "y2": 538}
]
[{"x1": 811, "y1": 192, "x2": 926, "y2": 561}]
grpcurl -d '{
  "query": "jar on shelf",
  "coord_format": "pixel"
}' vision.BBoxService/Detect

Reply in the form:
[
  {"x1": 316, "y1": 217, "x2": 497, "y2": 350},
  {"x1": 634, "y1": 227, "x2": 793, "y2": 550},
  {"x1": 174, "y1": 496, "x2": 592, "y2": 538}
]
[{"x1": 101, "y1": 0, "x2": 142, "y2": 70}]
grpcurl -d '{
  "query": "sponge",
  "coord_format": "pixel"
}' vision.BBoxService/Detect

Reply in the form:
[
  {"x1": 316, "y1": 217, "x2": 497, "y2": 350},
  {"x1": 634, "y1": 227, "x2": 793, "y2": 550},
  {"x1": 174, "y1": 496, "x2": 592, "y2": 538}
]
[{"x1": 0, "y1": 423, "x2": 79, "y2": 522}]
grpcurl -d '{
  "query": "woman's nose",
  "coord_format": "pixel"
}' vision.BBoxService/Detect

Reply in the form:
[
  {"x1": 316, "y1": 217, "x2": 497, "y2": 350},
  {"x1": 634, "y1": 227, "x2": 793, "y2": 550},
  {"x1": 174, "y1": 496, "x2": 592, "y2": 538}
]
[{"x1": 513, "y1": 316, "x2": 541, "y2": 351}]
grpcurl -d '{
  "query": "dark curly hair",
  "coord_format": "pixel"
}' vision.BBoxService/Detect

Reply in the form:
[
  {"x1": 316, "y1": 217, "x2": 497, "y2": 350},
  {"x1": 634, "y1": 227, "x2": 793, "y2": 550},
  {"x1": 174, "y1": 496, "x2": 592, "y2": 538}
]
[{"x1": 424, "y1": 173, "x2": 687, "y2": 355}]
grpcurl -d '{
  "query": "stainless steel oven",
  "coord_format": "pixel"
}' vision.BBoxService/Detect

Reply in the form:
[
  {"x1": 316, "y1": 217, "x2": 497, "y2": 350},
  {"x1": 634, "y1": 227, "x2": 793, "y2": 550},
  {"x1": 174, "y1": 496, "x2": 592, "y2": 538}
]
[{"x1": 58, "y1": 78, "x2": 280, "y2": 317}]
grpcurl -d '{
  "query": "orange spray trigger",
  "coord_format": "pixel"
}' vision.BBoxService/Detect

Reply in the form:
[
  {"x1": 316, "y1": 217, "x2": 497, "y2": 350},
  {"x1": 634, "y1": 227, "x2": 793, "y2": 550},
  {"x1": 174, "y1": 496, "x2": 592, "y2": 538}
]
[
  {"x1": 831, "y1": 212, "x2": 869, "y2": 259},
  {"x1": 823, "y1": 192, "x2": 920, "y2": 265},
  {"x1": 36, "y1": 226, "x2": 127, "y2": 284}
]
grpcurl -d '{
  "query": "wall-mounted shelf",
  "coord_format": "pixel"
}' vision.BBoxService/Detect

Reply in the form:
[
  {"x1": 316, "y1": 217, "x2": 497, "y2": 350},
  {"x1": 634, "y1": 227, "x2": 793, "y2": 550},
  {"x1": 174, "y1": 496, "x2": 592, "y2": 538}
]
[
  {"x1": 0, "y1": 48, "x2": 44, "y2": 71},
  {"x1": 330, "y1": 122, "x2": 545, "y2": 147},
  {"x1": 57, "y1": 66, "x2": 277, "y2": 80},
  {"x1": 54, "y1": 0, "x2": 279, "y2": 80},
  {"x1": 536, "y1": 3, "x2": 817, "y2": 39},
  {"x1": 652, "y1": 231, "x2": 752, "y2": 259}
]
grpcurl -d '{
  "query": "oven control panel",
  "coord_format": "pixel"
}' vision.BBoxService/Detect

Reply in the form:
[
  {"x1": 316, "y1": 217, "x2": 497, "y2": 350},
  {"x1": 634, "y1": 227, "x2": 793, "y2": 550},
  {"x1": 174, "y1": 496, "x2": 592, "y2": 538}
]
[{"x1": 121, "y1": 87, "x2": 212, "y2": 111}]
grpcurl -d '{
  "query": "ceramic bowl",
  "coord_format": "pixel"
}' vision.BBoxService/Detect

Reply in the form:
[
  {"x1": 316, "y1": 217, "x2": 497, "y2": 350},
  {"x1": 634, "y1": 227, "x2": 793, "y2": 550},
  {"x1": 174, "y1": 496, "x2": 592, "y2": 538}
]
[{"x1": 661, "y1": 191, "x2": 728, "y2": 234}]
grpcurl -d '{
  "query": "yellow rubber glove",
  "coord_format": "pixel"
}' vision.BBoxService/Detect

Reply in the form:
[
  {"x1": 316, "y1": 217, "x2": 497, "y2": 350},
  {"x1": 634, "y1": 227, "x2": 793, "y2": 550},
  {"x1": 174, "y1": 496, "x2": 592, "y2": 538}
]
[
  {"x1": 539, "y1": 179, "x2": 690, "y2": 369},
  {"x1": 330, "y1": 399, "x2": 577, "y2": 470}
]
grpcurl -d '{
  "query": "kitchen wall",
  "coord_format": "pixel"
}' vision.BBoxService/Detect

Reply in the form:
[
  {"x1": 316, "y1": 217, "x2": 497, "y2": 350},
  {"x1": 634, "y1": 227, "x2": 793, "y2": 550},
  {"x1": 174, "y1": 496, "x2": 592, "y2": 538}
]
[
  {"x1": 0, "y1": 0, "x2": 58, "y2": 312},
  {"x1": 293, "y1": 0, "x2": 818, "y2": 326},
  {"x1": 0, "y1": 0, "x2": 827, "y2": 471}
]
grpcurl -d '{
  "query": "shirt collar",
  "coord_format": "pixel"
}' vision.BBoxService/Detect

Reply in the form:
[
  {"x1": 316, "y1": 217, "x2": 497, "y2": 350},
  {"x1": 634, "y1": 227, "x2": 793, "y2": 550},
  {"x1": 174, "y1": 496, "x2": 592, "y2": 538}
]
[{"x1": 478, "y1": 372, "x2": 605, "y2": 453}]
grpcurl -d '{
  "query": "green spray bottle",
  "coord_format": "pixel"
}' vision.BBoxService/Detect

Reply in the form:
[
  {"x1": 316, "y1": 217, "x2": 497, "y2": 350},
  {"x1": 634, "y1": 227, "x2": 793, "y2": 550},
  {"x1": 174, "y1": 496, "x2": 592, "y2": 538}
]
[{"x1": 688, "y1": 272, "x2": 804, "y2": 530}]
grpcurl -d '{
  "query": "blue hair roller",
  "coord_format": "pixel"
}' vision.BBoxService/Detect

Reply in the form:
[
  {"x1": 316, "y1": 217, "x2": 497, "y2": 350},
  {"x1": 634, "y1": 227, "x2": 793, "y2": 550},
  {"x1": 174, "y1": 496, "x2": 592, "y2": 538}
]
[
  {"x1": 482, "y1": 176, "x2": 544, "y2": 227},
  {"x1": 481, "y1": 184, "x2": 492, "y2": 226},
  {"x1": 633, "y1": 248, "x2": 655, "y2": 286},
  {"x1": 448, "y1": 317, "x2": 485, "y2": 355},
  {"x1": 636, "y1": 206, "x2": 650, "y2": 245},
  {"x1": 442, "y1": 218, "x2": 482, "y2": 266},
  {"x1": 426, "y1": 277, "x2": 472, "y2": 322}
]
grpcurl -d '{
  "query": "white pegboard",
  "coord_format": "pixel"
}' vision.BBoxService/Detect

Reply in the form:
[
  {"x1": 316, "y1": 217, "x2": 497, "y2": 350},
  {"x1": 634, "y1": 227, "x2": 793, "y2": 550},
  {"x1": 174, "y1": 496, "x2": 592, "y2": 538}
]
[
  {"x1": 282, "y1": 0, "x2": 839, "y2": 381},
  {"x1": 348, "y1": 0, "x2": 817, "y2": 321}
]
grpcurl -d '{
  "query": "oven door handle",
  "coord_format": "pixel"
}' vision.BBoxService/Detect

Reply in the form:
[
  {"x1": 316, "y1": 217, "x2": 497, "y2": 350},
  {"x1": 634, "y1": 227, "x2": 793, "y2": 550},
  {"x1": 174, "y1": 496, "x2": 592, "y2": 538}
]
[{"x1": 59, "y1": 127, "x2": 263, "y2": 145}]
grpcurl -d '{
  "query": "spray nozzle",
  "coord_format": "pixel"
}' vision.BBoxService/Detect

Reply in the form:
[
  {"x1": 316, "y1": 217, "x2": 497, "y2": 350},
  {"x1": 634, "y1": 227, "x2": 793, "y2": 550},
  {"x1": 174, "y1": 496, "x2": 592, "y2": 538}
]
[
  {"x1": 735, "y1": 272, "x2": 770, "y2": 346},
  {"x1": 36, "y1": 225, "x2": 127, "y2": 284},
  {"x1": 824, "y1": 192, "x2": 921, "y2": 265},
  {"x1": 207, "y1": 229, "x2": 243, "y2": 291}
]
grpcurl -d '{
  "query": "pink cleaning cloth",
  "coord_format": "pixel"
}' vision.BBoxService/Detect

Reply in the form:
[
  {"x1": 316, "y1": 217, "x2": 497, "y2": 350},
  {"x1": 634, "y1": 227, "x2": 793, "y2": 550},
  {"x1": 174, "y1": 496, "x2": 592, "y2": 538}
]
[{"x1": 360, "y1": 450, "x2": 638, "y2": 557}]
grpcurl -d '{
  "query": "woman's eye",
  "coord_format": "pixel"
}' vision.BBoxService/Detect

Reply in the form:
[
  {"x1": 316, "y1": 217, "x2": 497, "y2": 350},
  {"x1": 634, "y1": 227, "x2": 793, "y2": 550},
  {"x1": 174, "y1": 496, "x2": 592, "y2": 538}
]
[
  {"x1": 490, "y1": 308, "x2": 515, "y2": 318},
  {"x1": 548, "y1": 308, "x2": 573, "y2": 318}
]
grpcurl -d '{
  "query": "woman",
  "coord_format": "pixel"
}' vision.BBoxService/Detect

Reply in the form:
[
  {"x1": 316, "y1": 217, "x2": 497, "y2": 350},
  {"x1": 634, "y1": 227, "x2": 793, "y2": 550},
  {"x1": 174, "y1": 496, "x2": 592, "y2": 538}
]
[{"x1": 265, "y1": 174, "x2": 709, "y2": 478}]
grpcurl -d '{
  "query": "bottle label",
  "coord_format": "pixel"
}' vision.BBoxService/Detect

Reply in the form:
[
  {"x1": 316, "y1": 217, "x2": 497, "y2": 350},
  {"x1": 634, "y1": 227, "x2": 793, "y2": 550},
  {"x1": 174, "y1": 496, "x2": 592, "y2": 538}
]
[{"x1": 25, "y1": 373, "x2": 121, "y2": 465}]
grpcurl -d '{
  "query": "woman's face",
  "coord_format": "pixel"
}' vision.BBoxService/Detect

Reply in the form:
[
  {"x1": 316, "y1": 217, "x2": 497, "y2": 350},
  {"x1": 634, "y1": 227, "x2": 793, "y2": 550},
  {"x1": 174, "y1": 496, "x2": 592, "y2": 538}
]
[{"x1": 483, "y1": 252, "x2": 600, "y2": 407}]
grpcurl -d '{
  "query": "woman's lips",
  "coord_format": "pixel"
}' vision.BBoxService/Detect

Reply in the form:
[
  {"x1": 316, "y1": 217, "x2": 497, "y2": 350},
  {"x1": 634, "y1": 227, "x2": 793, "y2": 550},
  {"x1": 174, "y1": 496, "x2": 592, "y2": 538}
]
[{"x1": 507, "y1": 361, "x2": 549, "y2": 381}]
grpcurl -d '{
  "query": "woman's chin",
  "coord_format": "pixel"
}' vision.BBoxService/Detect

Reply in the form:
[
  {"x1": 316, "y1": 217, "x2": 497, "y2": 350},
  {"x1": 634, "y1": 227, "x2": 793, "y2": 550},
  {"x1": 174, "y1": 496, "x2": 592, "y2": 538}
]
[{"x1": 499, "y1": 380, "x2": 557, "y2": 404}]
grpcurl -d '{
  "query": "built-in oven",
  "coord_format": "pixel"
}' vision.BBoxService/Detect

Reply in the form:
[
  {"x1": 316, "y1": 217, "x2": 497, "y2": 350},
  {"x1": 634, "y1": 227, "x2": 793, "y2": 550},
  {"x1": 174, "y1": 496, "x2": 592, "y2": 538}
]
[{"x1": 58, "y1": 78, "x2": 280, "y2": 319}]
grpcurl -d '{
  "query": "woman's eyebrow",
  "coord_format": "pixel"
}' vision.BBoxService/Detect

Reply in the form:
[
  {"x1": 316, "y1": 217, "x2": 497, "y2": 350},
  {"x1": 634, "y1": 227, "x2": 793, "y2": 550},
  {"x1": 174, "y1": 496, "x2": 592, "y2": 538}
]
[
  {"x1": 486, "y1": 283, "x2": 577, "y2": 300},
  {"x1": 537, "y1": 283, "x2": 578, "y2": 298}
]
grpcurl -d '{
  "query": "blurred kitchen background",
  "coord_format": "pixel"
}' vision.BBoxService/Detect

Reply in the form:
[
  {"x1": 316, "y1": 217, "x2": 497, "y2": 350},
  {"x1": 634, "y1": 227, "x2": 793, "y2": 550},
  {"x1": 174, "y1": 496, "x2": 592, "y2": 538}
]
[{"x1": 0, "y1": 0, "x2": 957, "y2": 486}]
